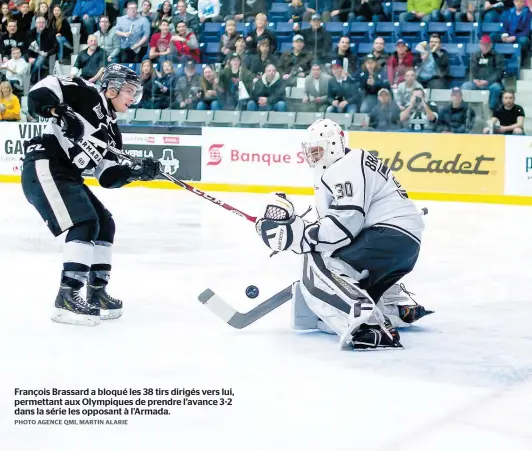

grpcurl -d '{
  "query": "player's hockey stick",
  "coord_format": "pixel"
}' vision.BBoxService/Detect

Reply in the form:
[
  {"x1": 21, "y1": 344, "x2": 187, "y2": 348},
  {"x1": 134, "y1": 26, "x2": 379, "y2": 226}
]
[
  {"x1": 105, "y1": 145, "x2": 258, "y2": 222},
  {"x1": 197, "y1": 284, "x2": 293, "y2": 329}
]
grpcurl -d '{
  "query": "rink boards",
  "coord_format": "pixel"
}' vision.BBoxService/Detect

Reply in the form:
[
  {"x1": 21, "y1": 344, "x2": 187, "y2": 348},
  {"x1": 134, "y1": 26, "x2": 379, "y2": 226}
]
[{"x1": 1, "y1": 121, "x2": 532, "y2": 205}]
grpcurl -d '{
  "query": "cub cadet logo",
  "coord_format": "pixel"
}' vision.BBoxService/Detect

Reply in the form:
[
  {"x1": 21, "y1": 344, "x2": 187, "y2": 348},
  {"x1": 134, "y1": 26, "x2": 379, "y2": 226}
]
[
  {"x1": 370, "y1": 151, "x2": 495, "y2": 175},
  {"x1": 207, "y1": 144, "x2": 223, "y2": 166}
]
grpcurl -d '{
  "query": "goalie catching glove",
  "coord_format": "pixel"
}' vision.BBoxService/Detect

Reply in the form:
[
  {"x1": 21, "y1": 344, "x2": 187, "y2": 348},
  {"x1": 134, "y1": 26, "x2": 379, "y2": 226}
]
[{"x1": 255, "y1": 193, "x2": 312, "y2": 253}]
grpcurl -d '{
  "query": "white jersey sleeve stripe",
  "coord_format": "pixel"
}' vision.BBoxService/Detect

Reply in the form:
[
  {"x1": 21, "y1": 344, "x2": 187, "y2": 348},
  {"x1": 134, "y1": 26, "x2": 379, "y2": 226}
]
[{"x1": 330, "y1": 204, "x2": 365, "y2": 215}]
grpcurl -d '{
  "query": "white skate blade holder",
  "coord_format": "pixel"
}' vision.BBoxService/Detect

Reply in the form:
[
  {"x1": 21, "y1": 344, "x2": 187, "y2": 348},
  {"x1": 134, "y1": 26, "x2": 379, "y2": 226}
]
[
  {"x1": 51, "y1": 308, "x2": 101, "y2": 327},
  {"x1": 99, "y1": 309, "x2": 122, "y2": 320}
]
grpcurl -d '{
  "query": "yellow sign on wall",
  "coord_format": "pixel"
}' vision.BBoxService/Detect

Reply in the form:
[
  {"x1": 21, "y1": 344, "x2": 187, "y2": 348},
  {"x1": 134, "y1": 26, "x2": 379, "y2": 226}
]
[{"x1": 348, "y1": 132, "x2": 505, "y2": 194}]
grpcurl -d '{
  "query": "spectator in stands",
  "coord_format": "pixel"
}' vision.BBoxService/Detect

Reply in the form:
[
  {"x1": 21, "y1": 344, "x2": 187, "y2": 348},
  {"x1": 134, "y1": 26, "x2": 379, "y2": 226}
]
[
  {"x1": 432, "y1": 0, "x2": 462, "y2": 21},
  {"x1": 50, "y1": 4, "x2": 73, "y2": 64},
  {"x1": 287, "y1": 0, "x2": 306, "y2": 28},
  {"x1": 246, "y1": 13, "x2": 277, "y2": 54},
  {"x1": 197, "y1": 64, "x2": 221, "y2": 110},
  {"x1": 327, "y1": 58, "x2": 358, "y2": 113},
  {"x1": 30, "y1": 1, "x2": 48, "y2": 29},
  {"x1": 218, "y1": 19, "x2": 241, "y2": 61},
  {"x1": 218, "y1": 52, "x2": 253, "y2": 110},
  {"x1": 152, "y1": 1, "x2": 173, "y2": 33},
  {"x1": 94, "y1": 15, "x2": 120, "y2": 63},
  {"x1": 438, "y1": 87, "x2": 476, "y2": 133},
  {"x1": 456, "y1": 0, "x2": 482, "y2": 22},
  {"x1": 1, "y1": 2, "x2": 14, "y2": 33},
  {"x1": 232, "y1": 0, "x2": 266, "y2": 22},
  {"x1": 396, "y1": 68, "x2": 423, "y2": 109},
  {"x1": 303, "y1": 62, "x2": 330, "y2": 112},
  {"x1": 174, "y1": 0, "x2": 199, "y2": 36},
  {"x1": 429, "y1": 34, "x2": 449, "y2": 86},
  {"x1": 247, "y1": 37, "x2": 277, "y2": 77},
  {"x1": 461, "y1": 35, "x2": 504, "y2": 111},
  {"x1": 136, "y1": 58, "x2": 161, "y2": 108},
  {"x1": 358, "y1": 53, "x2": 390, "y2": 113},
  {"x1": 368, "y1": 88, "x2": 402, "y2": 130},
  {"x1": 483, "y1": 89, "x2": 525, "y2": 134},
  {"x1": 71, "y1": 0, "x2": 104, "y2": 44},
  {"x1": 328, "y1": 36, "x2": 357, "y2": 75},
  {"x1": 0, "y1": 80, "x2": 21, "y2": 120},
  {"x1": 0, "y1": 19, "x2": 26, "y2": 58},
  {"x1": 414, "y1": 41, "x2": 446, "y2": 89},
  {"x1": 372, "y1": 37, "x2": 388, "y2": 70},
  {"x1": 173, "y1": 20, "x2": 200, "y2": 63},
  {"x1": 149, "y1": 19, "x2": 173, "y2": 63},
  {"x1": 115, "y1": 1, "x2": 150, "y2": 63},
  {"x1": 13, "y1": 1, "x2": 33, "y2": 35},
  {"x1": 248, "y1": 63, "x2": 287, "y2": 112},
  {"x1": 330, "y1": 0, "x2": 356, "y2": 22},
  {"x1": 491, "y1": 0, "x2": 531, "y2": 62},
  {"x1": 70, "y1": 34, "x2": 105, "y2": 83},
  {"x1": 301, "y1": 14, "x2": 331, "y2": 63},
  {"x1": 353, "y1": 0, "x2": 385, "y2": 23},
  {"x1": 278, "y1": 34, "x2": 311, "y2": 87},
  {"x1": 197, "y1": 0, "x2": 223, "y2": 24},
  {"x1": 154, "y1": 60, "x2": 180, "y2": 109},
  {"x1": 387, "y1": 39, "x2": 414, "y2": 88},
  {"x1": 400, "y1": 0, "x2": 440, "y2": 22},
  {"x1": 177, "y1": 60, "x2": 202, "y2": 109},
  {"x1": 27, "y1": 15, "x2": 57, "y2": 83},
  {"x1": 2, "y1": 46, "x2": 29, "y2": 98},
  {"x1": 483, "y1": 0, "x2": 514, "y2": 22},
  {"x1": 50, "y1": 0, "x2": 75, "y2": 20},
  {"x1": 140, "y1": 0, "x2": 154, "y2": 22},
  {"x1": 303, "y1": 0, "x2": 333, "y2": 22},
  {"x1": 400, "y1": 87, "x2": 438, "y2": 131},
  {"x1": 223, "y1": 34, "x2": 247, "y2": 65}
]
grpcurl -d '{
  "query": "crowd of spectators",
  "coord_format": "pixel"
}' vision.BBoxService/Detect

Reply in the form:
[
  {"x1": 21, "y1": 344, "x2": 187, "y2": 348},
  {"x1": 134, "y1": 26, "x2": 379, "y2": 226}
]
[{"x1": 0, "y1": 0, "x2": 528, "y2": 132}]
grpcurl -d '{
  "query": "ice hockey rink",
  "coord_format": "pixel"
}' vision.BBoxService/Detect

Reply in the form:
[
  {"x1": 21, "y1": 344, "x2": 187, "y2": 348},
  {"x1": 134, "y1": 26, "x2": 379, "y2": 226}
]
[{"x1": 1, "y1": 182, "x2": 532, "y2": 451}]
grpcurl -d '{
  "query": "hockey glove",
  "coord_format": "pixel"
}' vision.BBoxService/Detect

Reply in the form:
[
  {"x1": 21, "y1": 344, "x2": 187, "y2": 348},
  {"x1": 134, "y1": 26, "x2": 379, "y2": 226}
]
[
  {"x1": 255, "y1": 193, "x2": 307, "y2": 253},
  {"x1": 54, "y1": 103, "x2": 84, "y2": 142},
  {"x1": 129, "y1": 158, "x2": 161, "y2": 181}
]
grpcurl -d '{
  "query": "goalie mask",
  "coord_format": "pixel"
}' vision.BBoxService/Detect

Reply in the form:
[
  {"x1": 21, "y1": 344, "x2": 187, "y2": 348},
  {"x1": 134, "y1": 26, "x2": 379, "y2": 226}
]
[{"x1": 301, "y1": 119, "x2": 346, "y2": 171}]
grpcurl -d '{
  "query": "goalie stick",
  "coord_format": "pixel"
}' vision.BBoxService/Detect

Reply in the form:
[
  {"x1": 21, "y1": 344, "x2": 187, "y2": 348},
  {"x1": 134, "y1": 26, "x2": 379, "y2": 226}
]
[{"x1": 197, "y1": 284, "x2": 293, "y2": 329}]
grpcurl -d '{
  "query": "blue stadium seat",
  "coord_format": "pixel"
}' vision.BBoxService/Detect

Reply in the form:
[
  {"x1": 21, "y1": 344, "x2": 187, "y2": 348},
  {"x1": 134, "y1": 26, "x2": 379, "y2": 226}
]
[
  {"x1": 427, "y1": 21, "x2": 453, "y2": 42},
  {"x1": 204, "y1": 42, "x2": 219, "y2": 61},
  {"x1": 453, "y1": 22, "x2": 478, "y2": 43},
  {"x1": 236, "y1": 22, "x2": 250, "y2": 35},
  {"x1": 392, "y1": 1, "x2": 408, "y2": 14},
  {"x1": 349, "y1": 22, "x2": 373, "y2": 42},
  {"x1": 375, "y1": 22, "x2": 398, "y2": 42},
  {"x1": 203, "y1": 22, "x2": 222, "y2": 39},
  {"x1": 399, "y1": 22, "x2": 427, "y2": 41},
  {"x1": 270, "y1": 2, "x2": 289, "y2": 21},
  {"x1": 356, "y1": 42, "x2": 373, "y2": 55},
  {"x1": 495, "y1": 43, "x2": 521, "y2": 76},
  {"x1": 449, "y1": 65, "x2": 467, "y2": 86},
  {"x1": 300, "y1": 22, "x2": 311, "y2": 31},
  {"x1": 280, "y1": 42, "x2": 292, "y2": 53},
  {"x1": 441, "y1": 43, "x2": 465, "y2": 65},
  {"x1": 479, "y1": 22, "x2": 503, "y2": 35},
  {"x1": 276, "y1": 21, "x2": 294, "y2": 36},
  {"x1": 384, "y1": 42, "x2": 397, "y2": 54},
  {"x1": 325, "y1": 22, "x2": 349, "y2": 38},
  {"x1": 466, "y1": 43, "x2": 480, "y2": 55}
]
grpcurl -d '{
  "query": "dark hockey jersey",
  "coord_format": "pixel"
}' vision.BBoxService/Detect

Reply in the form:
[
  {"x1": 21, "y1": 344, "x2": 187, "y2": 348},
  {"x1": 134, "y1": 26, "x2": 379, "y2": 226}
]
[{"x1": 25, "y1": 76, "x2": 131, "y2": 188}]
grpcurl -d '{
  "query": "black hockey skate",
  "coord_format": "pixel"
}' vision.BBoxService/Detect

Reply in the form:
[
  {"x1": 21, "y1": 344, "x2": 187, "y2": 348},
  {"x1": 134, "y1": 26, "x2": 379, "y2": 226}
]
[
  {"x1": 52, "y1": 283, "x2": 101, "y2": 326},
  {"x1": 351, "y1": 317, "x2": 403, "y2": 350},
  {"x1": 87, "y1": 272, "x2": 123, "y2": 320}
]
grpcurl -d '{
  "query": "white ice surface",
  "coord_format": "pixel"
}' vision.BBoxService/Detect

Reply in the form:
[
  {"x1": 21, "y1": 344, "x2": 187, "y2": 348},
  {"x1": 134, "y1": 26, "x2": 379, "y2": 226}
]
[{"x1": 1, "y1": 183, "x2": 532, "y2": 451}]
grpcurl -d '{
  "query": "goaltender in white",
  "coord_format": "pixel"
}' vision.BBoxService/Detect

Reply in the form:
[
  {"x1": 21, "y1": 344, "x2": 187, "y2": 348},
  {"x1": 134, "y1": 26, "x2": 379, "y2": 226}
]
[{"x1": 255, "y1": 119, "x2": 433, "y2": 350}]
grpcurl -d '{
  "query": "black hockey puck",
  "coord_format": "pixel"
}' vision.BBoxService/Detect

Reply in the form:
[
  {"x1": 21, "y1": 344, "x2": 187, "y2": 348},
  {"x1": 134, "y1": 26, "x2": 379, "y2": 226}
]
[{"x1": 246, "y1": 285, "x2": 259, "y2": 299}]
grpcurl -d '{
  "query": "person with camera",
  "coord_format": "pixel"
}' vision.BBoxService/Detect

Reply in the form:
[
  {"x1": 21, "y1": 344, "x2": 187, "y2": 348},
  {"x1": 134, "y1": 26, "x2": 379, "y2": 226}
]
[
  {"x1": 278, "y1": 34, "x2": 311, "y2": 88},
  {"x1": 176, "y1": 60, "x2": 202, "y2": 109},
  {"x1": 399, "y1": 87, "x2": 438, "y2": 132}
]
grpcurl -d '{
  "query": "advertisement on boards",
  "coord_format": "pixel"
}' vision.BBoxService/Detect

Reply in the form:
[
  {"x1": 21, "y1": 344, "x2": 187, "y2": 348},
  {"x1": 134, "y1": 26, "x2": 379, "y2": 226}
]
[
  {"x1": 504, "y1": 136, "x2": 532, "y2": 196},
  {"x1": 201, "y1": 127, "x2": 313, "y2": 187},
  {"x1": 0, "y1": 122, "x2": 48, "y2": 175},
  {"x1": 348, "y1": 132, "x2": 505, "y2": 194}
]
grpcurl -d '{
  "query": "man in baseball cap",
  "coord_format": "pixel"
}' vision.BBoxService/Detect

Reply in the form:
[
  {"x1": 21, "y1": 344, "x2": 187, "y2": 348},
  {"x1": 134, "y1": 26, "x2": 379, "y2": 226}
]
[{"x1": 301, "y1": 11, "x2": 331, "y2": 62}]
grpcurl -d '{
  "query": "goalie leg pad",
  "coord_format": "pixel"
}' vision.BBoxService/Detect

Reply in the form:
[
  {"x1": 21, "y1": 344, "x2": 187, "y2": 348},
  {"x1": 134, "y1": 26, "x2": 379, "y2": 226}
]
[{"x1": 291, "y1": 281, "x2": 320, "y2": 331}]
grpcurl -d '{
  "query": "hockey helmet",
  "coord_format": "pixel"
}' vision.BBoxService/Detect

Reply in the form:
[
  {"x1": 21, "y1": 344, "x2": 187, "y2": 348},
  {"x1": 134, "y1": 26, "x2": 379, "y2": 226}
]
[
  {"x1": 100, "y1": 64, "x2": 143, "y2": 104},
  {"x1": 302, "y1": 119, "x2": 346, "y2": 170}
]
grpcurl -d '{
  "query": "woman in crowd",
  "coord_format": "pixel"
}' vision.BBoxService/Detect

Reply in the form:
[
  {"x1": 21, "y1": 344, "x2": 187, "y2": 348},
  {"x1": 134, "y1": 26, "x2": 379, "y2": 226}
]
[
  {"x1": 0, "y1": 80, "x2": 21, "y2": 121},
  {"x1": 197, "y1": 65, "x2": 221, "y2": 110},
  {"x1": 31, "y1": 1, "x2": 49, "y2": 28},
  {"x1": 137, "y1": 59, "x2": 161, "y2": 109},
  {"x1": 50, "y1": 4, "x2": 73, "y2": 63},
  {"x1": 218, "y1": 19, "x2": 241, "y2": 62},
  {"x1": 246, "y1": 38, "x2": 277, "y2": 80},
  {"x1": 1, "y1": 2, "x2": 13, "y2": 33},
  {"x1": 155, "y1": 60, "x2": 181, "y2": 109},
  {"x1": 152, "y1": 1, "x2": 174, "y2": 33}
]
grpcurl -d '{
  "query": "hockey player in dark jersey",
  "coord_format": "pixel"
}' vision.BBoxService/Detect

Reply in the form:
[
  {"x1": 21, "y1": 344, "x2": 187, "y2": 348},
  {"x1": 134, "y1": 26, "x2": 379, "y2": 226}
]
[{"x1": 22, "y1": 64, "x2": 161, "y2": 326}]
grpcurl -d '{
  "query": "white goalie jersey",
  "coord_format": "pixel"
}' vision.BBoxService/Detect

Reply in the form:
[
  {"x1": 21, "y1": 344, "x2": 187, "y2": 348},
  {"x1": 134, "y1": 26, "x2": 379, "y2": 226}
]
[{"x1": 309, "y1": 147, "x2": 424, "y2": 252}]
